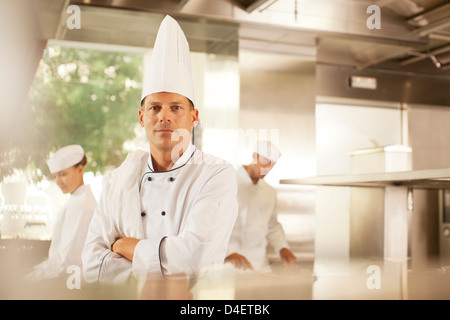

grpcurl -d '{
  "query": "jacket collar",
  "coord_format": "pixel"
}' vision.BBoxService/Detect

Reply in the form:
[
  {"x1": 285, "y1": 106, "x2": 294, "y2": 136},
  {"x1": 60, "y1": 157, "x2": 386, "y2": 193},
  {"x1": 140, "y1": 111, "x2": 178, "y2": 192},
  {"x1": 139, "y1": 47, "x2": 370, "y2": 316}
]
[{"x1": 146, "y1": 143, "x2": 196, "y2": 173}]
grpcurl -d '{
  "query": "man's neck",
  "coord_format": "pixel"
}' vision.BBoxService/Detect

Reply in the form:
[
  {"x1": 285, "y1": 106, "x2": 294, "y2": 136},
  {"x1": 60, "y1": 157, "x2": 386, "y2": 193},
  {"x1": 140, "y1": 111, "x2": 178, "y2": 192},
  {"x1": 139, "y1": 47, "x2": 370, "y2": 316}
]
[
  {"x1": 150, "y1": 143, "x2": 188, "y2": 172},
  {"x1": 151, "y1": 156, "x2": 173, "y2": 172},
  {"x1": 244, "y1": 165, "x2": 259, "y2": 185},
  {"x1": 150, "y1": 149, "x2": 177, "y2": 172}
]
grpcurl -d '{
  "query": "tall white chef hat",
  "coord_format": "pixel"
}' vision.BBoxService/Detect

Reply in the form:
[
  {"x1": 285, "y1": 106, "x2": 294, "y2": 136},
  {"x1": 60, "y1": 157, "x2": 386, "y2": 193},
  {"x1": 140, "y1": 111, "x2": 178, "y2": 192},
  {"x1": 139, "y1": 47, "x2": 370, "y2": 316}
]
[
  {"x1": 47, "y1": 144, "x2": 84, "y2": 174},
  {"x1": 255, "y1": 140, "x2": 281, "y2": 163},
  {"x1": 140, "y1": 15, "x2": 195, "y2": 106}
]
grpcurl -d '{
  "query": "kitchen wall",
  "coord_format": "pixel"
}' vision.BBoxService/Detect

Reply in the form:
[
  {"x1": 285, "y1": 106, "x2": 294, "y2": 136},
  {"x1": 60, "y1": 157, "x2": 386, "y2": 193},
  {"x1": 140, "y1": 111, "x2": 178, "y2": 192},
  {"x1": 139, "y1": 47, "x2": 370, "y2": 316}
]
[{"x1": 239, "y1": 50, "x2": 316, "y2": 180}]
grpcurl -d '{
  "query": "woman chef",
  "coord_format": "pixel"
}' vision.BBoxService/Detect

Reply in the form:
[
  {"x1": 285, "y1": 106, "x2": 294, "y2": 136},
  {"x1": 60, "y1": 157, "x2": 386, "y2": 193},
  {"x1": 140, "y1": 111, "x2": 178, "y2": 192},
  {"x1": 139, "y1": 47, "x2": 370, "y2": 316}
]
[
  {"x1": 24, "y1": 144, "x2": 96, "y2": 282},
  {"x1": 82, "y1": 16, "x2": 238, "y2": 284}
]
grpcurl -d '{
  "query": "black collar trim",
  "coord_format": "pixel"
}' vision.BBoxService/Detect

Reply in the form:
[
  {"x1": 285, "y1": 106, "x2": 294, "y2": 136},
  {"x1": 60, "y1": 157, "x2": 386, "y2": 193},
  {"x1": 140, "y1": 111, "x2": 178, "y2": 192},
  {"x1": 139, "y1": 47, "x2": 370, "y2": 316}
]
[{"x1": 139, "y1": 149, "x2": 197, "y2": 191}]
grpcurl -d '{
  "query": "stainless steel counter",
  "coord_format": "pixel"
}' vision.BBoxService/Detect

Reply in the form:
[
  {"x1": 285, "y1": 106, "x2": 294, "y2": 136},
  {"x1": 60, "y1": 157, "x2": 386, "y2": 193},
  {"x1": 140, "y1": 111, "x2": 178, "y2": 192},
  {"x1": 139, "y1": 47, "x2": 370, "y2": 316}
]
[
  {"x1": 281, "y1": 168, "x2": 450, "y2": 263},
  {"x1": 281, "y1": 167, "x2": 450, "y2": 189}
]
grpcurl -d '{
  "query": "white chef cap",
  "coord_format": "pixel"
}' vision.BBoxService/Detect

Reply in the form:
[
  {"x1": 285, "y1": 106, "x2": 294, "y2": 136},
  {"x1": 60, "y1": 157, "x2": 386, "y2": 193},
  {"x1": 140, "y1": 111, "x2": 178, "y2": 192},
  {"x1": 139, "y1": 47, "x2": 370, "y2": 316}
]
[
  {"x1": 255, "y1": 140, "x2": 281, "y2": 162},
  {"x1": 140, "y1": 15, "x2": 195, "y2": 105},
  {"x1": 47, "y1": 144, "x2": 84, "y2": 174}
]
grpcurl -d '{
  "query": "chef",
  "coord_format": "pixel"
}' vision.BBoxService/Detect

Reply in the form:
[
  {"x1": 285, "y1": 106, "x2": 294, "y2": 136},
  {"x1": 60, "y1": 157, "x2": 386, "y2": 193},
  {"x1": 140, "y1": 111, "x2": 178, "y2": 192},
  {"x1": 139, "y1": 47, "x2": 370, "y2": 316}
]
[
  {"x1": 225, "y1": 141, "x2": 296, "y2": 272},
  {"x1": 82, "y1": 15, "x2": 238, "y2": 284},
  {"x1": 24, "y1": 144, "x2": 96, "y2": 282}
]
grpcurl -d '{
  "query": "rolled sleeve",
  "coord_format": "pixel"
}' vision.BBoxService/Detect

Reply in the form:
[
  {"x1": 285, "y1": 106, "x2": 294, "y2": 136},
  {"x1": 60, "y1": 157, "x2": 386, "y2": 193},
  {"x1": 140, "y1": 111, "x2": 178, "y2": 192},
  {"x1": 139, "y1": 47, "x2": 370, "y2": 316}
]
[
  {"x1": 267, "y1": 212, "x2": 290, "y2": 254},
  {"x1": 132, "y1": 237, "x2": 166, "y2": 280}
]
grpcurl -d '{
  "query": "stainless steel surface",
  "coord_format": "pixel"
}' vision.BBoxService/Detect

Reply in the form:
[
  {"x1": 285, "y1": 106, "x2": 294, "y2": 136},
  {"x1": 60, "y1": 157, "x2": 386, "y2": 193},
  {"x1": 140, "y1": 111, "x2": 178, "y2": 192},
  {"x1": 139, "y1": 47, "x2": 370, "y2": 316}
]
[
  {"x1": 57, "y1": 5, "x2": 239, "y2": 54},
  {"x1": 2, "y1": 255, "x2": 449, "y2": 299},
  {"x1": 25, "y1": 0, "x2": 450, "y2": 76},
  {"x1": 39, "y1": 0, "x2": 447, "y2": 106},
  {"x1": 232, "y1": 0, "x2": 276, "y2": 13},
  {"x1": 440, "y1": 190, "x2": 450, "y2": 265},
  {"x1": 348, "y1": 146, "x2": 412, "y2": 261},
  {"x1": 24, "y1": 0, "x2": 447, "y2": 109},
  {"x1": 316, "y1": 63, "x2": 450, "y2": 106},
  {"x1": 281, "y1": 167, "x2": 450, "y2": 189}
]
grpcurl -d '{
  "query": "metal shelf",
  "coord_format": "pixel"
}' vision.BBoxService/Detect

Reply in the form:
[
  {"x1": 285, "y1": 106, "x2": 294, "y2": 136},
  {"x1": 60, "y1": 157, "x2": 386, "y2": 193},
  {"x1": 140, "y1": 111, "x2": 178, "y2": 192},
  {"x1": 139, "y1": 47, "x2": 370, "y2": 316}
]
[{"x1": 281, "y1": 168, "x2": 450, "y2": 189}]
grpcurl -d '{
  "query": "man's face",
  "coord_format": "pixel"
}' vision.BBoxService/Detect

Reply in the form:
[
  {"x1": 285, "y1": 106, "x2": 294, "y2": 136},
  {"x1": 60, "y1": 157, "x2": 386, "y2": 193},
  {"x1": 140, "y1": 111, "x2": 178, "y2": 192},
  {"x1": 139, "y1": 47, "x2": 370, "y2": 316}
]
[
  {"x1": 139, "y1": 92, "x2": 198, "y2": 155},
  {"x1": 255, "y1": 154, "x2": 276, "y2": 179}
]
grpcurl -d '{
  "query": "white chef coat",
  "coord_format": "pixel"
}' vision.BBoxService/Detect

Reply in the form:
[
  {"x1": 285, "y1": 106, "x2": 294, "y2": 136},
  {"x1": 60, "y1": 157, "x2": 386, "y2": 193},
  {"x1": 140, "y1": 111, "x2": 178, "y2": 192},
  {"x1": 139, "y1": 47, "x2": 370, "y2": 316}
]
[
  {"x1": 25, "y1": 184, "x2": 96, "y2": 282},
  {"x1": 226, "y1": 166, "x2": 289, "y2": 272},
  {"x1": 82, "y1": 144, "x2": 238, "y2": 284}
]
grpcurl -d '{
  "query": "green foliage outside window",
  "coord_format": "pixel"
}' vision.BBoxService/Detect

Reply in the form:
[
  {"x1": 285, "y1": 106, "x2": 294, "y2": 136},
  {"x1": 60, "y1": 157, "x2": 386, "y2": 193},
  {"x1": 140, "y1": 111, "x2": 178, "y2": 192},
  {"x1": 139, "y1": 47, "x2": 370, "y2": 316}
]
[{"x1": 0, "y1": 45, "x2": 144, "y2": 182}]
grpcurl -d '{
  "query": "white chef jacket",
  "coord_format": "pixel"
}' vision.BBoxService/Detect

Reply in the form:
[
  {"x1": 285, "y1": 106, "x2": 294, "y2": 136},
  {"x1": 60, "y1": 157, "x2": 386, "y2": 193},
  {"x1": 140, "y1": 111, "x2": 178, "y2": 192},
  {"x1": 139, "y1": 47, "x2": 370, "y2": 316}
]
[
  {"x1": 82, "y1": 144, "x2": 238, "y2": 284},
  {"x1": 25, "y1": 184, "x2": 96, "y2": 282},
  {"x1": 226, "y1": 166, "x2": 289, "y2": 272}
]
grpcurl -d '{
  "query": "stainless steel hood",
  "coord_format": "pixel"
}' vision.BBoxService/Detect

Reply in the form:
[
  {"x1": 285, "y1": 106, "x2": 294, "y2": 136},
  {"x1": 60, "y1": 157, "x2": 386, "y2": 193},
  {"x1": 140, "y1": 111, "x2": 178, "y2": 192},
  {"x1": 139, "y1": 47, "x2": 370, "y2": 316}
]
[
  {"x1": 22, "y1": 0, "x2": 450, "y2": 76},
  {"x1": 231, "y1": 0, "x2": 275, "y2": 13}
]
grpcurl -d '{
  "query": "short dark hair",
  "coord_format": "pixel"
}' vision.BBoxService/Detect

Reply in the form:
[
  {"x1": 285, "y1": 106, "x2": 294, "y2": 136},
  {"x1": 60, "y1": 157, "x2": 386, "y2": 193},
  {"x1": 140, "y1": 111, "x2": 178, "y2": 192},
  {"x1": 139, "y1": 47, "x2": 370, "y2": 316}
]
[{"x1": 188, "y1": 99, "x2": 195, "y2": 110}]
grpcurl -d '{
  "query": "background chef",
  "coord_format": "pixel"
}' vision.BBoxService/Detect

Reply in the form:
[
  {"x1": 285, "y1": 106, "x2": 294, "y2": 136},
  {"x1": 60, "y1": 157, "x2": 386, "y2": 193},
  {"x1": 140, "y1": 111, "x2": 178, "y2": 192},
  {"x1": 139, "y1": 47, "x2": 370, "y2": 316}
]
[
  {"x1": 225, "y1": 140, "x2": 296, "y2": 272},
  {"x1": 24, "y1": 144, "x2": 96, "y2": 282},
  {"x1": 82, "y1": 15, "x2": 238, "y2": 284}
]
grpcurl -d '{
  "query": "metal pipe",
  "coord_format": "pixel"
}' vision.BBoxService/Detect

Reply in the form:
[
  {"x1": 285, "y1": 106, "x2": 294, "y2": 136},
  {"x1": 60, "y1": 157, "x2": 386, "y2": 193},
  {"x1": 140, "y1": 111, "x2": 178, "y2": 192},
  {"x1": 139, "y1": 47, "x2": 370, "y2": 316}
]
[
  {"x1": 401, "y1": 44, "x2": 450, "y2": 66},
  {"x1": 413, "y1": 18, "x2": 450, "y2": 37},
  {"x1": 429, "y1": 33, "x2": 450, "y2": 42}
]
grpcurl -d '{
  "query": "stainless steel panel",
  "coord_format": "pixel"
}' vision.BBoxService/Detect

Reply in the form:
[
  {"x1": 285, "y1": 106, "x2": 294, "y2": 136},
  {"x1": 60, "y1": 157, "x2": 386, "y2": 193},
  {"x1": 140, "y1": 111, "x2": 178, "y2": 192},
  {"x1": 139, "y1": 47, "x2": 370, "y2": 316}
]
[
  {"x1": 440, "y1": 190, "x2": 450, "y2": 264},
  {"x1": 21, "y1": 0, "x2": 450, "y2": 75},
  {"x1": 316, "y1": 63, "x2": 450, "y2": 106},
  {"x1": 61, "y1": 5, "x2": 239, "y2": 55}
]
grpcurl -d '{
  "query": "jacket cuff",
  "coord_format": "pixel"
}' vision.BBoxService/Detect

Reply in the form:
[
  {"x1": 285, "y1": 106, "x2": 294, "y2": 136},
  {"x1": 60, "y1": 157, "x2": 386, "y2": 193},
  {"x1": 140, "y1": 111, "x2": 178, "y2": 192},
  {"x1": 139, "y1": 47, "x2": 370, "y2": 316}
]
[
  {"x1": 99, "y1": 251, "x2": 133, "y2": 284},
  {"x1": 132, "y1": 237, "x2": 166, "y2": 280}
]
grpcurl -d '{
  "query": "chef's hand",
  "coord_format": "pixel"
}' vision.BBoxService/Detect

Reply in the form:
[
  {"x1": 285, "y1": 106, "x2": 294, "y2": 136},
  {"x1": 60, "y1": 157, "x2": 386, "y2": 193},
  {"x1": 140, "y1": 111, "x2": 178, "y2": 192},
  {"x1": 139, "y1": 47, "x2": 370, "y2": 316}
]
[
  {"x1": 225, "y1": 253, "x2": 253, "y2": 270},
  {"x1": 280, "y1": 248, "x2": 296, "y2": 266},
  {"x1": 111, "y1": 237, "x2": 140, "y2": 262}
]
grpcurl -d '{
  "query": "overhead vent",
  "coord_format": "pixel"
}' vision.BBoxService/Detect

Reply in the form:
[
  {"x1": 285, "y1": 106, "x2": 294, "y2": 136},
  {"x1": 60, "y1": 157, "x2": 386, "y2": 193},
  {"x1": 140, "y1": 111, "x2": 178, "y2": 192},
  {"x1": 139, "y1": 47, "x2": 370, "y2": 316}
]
[
  {"x1": 69, "y1": 0, "x2": 190, "y2": 12},
  {"x1": 233, "y1": 0, "x2": 274, "y2": 13}
]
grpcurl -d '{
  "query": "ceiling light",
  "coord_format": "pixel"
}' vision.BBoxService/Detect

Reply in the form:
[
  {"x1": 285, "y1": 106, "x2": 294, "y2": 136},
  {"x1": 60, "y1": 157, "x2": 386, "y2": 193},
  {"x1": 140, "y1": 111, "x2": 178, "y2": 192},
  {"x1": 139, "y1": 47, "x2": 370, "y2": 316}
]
[{"x1": 349, "y1": 76, "x2": 377, "y2": 90}]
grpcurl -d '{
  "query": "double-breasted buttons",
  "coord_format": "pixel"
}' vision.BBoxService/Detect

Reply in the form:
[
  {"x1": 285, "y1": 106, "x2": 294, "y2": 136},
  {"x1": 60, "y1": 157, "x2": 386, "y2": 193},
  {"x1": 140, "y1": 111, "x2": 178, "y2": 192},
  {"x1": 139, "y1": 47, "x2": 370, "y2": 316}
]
[
  {"x1": 141, "y1": 211, "x2": 166, "y2": 217},
  {"x1": 145, "y1": 176, "x2": 176, "y2": 182},
  {"x1": 144, "y1": 176, "x2": 176, "y2": 182},
  {"x1": 141, "y1": 173, "x2": 175, "y2": 219}
]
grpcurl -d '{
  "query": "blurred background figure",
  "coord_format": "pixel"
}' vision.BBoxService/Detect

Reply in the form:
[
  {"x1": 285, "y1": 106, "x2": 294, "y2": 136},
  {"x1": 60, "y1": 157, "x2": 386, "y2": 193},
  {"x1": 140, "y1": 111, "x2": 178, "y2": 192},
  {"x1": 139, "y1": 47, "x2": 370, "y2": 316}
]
[
  {"x1": 225, "y1": 140, "x2": 296, "y2": 273},
  {"x1": 24, "y1": 144, "x2": 96, "y2": 282}
]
